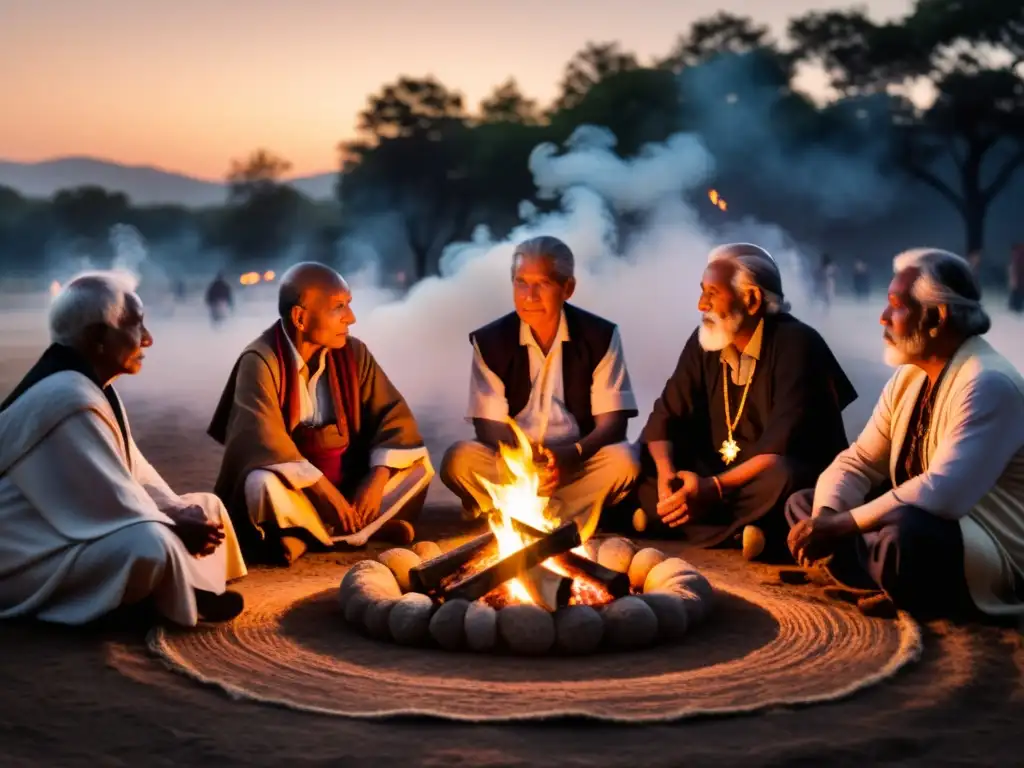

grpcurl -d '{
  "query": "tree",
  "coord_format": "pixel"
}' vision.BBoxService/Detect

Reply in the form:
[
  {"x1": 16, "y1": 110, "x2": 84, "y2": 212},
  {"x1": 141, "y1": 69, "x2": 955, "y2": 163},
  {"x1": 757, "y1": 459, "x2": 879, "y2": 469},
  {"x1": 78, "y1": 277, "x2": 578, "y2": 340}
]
[
  {"x1": 552, "y1": 67, "x2": 683, "y2": 156},
  {"x1": 554, "y1": 42, "x2": 639, "y2": 111},
  {"x1": 227, "y1": 148, "x2": 292, "y2": 203},
  {"x1": 356, "y1": 76, "x2": 465, "y2": 139},
  {"x1": 339, "y1": 77, "x2": 476, "y2": 280},
  {"x1": 50, "y1": 186, "x2": 131, "y2": 265},
  {"x1": 479, "y1": 78, "x2": 541, "y2": 124},
  {"x1": 661, "y1": 12, "x2": 776, "y2": 71},
  {"x1": 790, "y1": 1, "x2": 1024, "y2": 253},
  {"x1": 219, "y1": 150, "x2": 306, "y2": 264}
]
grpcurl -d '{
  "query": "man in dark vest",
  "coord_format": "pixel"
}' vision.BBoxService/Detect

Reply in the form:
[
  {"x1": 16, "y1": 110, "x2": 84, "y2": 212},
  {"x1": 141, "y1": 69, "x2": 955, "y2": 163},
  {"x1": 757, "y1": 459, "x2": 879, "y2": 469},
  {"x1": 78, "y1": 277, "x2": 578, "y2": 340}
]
[
  {"x1": 440, "y1": 236, "x2": 641, "y2": 526},
  {"x1": 628, "y1": 243, "x2": 857, "y2": 561}
]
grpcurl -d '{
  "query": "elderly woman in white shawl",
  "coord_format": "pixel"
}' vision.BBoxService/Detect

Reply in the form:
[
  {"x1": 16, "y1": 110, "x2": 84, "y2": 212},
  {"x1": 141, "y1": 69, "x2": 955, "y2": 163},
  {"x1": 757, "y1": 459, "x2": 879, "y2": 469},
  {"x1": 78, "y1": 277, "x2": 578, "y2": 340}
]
[
  {"x1": 0, "y1": 272, "x2": 247, "y2": 625},
  {"x1": 787, "y1": 248, "x2": 1024, "y2": 619}
]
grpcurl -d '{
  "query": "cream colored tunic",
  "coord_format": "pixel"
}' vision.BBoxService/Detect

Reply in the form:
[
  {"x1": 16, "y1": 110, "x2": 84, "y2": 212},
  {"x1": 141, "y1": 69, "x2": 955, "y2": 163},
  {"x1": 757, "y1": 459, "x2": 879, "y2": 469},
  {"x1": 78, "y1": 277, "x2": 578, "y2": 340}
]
[
  {"x1": 814, "y1": 336, "x2": 1024, "y2": 616},
  {"x1": 0, "y1": 371, "x2": 246, "y2": 626}
]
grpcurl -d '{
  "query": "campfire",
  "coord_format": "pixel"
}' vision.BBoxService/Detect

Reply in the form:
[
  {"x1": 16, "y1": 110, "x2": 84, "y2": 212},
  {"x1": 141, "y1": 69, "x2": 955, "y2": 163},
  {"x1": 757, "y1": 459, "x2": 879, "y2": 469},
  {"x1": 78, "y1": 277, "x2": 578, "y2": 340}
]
[
  {"x1": 339, "y1": 421, "x2": 715, "y2": 654},
  {"x1": 411, "y1": 420, "x2": 628, "y2": 612}
]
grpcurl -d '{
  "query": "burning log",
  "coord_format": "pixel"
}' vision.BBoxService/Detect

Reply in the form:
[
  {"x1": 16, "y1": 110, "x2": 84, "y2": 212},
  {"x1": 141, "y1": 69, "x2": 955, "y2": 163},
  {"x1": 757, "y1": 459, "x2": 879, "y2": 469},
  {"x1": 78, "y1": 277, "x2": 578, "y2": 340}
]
[
  {"x1": 407, "y1": 531, "x2": 497, "y2": 595},
  {"x1": 510, "y1": 519, "x2": 630, "y2": 599},
  {"x1": 441, "y1": 520, "x2": 580, "y2": 603}
]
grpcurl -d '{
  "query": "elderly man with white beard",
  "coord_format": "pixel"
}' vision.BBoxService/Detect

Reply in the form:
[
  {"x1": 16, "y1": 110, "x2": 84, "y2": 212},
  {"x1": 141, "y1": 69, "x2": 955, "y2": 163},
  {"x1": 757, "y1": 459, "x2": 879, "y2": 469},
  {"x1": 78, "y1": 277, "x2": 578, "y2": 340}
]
[
  {"x1": 625, "y1": 243, "x2": 857, "y2": 560},
  {"x1": 787, "y1": 248, "x2": 1024, "y2": 619}
]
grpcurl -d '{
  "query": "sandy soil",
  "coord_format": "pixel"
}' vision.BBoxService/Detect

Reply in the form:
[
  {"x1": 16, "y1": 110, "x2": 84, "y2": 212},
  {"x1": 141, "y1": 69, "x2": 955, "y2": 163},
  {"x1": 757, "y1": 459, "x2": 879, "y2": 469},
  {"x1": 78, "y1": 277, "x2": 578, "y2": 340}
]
[{"x1": 2, "y1": 300, "x2": 1023, "y2": 767}]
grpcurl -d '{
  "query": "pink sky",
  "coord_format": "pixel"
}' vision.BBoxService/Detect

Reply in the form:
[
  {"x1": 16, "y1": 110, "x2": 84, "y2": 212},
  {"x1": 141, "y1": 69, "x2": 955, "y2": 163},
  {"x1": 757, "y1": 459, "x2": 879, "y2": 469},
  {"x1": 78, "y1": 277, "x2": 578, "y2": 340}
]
[{"x1": 0, "y1": 0, "x2": 910, "y2": 179}]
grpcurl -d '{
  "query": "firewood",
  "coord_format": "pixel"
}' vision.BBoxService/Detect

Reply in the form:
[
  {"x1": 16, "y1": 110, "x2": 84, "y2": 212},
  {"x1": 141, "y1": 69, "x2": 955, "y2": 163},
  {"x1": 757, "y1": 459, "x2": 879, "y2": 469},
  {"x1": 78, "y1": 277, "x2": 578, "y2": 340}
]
[
  {"x1": 510, "y1": 519, "x2": 630, "y2": 598},
  {"x1": 441, "y1": 520, "x2": 580, "y2": 603},
  {"x1": 407, "y1": 531, "x2": 497, "y2": 595}
]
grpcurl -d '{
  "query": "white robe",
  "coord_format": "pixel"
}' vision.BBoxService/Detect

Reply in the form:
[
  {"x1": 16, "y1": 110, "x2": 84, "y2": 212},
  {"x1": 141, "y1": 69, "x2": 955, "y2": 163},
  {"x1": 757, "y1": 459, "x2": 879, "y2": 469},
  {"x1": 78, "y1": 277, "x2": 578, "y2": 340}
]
[{"x1": 0, "y1": 371, "x2": 247, "y2": 626}]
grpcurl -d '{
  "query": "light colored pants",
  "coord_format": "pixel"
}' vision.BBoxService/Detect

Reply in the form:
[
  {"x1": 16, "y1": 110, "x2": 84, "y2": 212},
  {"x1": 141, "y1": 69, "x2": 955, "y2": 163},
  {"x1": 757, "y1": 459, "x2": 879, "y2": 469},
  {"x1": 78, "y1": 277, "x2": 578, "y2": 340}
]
[
  {"x1": 244, "y1": 461, "x2": 433, "y2": 547},
  {"x1": 440, "y1": 440, "x2": 640, "y2": 524},
  {"x1": 0, "y1": 492, "x2": 244, "y2": 627}
]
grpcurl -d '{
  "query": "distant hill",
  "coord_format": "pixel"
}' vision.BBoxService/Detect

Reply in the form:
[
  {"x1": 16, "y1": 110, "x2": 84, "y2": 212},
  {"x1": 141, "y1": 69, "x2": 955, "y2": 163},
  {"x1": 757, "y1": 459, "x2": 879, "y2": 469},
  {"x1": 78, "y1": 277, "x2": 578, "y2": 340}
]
[{"x1": 0, "y1": 156, "x2": 337, "y2": 207}]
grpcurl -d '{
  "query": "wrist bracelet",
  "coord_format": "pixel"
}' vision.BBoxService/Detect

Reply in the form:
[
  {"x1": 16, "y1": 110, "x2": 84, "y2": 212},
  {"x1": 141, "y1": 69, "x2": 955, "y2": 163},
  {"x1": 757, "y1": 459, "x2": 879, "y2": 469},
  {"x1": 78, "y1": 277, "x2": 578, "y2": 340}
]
[
  {"x1": 574, "y1": 442, "x2": 583, "y2": 457},
  {"x1": 712, "y1": 476, "x2": 723, "y2": 499}
]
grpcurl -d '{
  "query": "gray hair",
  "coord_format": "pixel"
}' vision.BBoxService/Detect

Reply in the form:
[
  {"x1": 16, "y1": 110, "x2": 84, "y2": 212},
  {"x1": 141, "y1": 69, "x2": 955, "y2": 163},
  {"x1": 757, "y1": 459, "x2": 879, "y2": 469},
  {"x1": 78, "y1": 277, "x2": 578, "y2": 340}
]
[
  {"x1": 511, "y1": 236, "x2": 575, "y2": 282},
  {"x1": 708, "y1": 242, "x2": 790, "y2": 314},
  {"x1": 49, "y1": 271, "x2": 140, "y2": 346},
  {"x1": 892, "y1": 248, "x2": 990, "y2": 336}
]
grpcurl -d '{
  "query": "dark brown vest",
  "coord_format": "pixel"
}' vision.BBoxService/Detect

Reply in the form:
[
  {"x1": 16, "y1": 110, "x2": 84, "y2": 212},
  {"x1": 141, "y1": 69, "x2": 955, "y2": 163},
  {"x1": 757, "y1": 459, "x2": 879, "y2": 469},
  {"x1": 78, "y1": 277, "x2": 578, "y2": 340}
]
[{"x1": 469, "y1": 303, "x2": 633, "y2": 437}]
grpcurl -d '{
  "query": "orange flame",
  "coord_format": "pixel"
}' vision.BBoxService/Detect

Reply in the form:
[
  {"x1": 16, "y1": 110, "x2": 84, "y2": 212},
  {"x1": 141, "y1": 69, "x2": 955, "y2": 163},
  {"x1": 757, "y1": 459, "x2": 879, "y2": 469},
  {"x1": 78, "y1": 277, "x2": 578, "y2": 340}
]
[
  {"x1": 263, "y1": 270, "x2": 276, "y2": 282},
  {"x1": 708, "y1": 189, "x2": 728, "y2": 212},
  {"x1": 48, "y1": 281, "x2": 61, "y2": 297},
  {"x1": 474, "y1": 420, "x2": 605, "y2": 606},
  {"x1": 239, "y1": 272, "x2": 261, "y2": 286}
]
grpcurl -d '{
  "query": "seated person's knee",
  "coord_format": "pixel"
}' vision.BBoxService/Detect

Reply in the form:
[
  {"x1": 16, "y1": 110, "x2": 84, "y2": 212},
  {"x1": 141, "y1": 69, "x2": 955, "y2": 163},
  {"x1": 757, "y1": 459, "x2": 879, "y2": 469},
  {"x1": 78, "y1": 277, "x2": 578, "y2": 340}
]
[
  {"x1": 440, "y1": 440, "x2": 484, "y2": 484},
  {"x1": 595, "y1": 442, "x2": 641, "y2": 484}
]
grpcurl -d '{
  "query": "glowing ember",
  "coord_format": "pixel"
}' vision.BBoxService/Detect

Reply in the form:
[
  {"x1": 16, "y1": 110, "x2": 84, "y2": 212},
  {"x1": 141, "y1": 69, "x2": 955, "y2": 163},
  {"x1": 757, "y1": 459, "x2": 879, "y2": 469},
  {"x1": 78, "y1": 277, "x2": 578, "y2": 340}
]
[
  {"x1": 474, "y1": 420, "x2": 610, "y2": 609},
  {"x1": 263, "y1": 270, "x2": 276, "y2": 282},
  {"x1": 239, "y1": 272, "x2": 261, "y2": 286},
  {"x1": 708, "y1": 189, "x2": 728, "y2": 212}
]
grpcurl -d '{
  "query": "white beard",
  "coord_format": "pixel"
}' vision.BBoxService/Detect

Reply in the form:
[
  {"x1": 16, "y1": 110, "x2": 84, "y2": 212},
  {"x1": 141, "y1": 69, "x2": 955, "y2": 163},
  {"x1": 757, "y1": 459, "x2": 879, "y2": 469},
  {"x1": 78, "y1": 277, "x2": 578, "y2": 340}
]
[
  {"x1": 882, "y1": 331, "x2": 927, "y2": 367},
  {"x1": 698, "y1": 311, "x2": 744, "y2": 351}
]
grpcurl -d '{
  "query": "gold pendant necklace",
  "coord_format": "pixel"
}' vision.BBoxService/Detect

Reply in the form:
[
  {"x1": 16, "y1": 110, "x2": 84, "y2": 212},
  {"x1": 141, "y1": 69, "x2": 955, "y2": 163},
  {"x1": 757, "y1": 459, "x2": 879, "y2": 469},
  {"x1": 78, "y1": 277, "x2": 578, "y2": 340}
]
[{"x1": 720, "y1": 358, "x2": 756, "y2": 465}]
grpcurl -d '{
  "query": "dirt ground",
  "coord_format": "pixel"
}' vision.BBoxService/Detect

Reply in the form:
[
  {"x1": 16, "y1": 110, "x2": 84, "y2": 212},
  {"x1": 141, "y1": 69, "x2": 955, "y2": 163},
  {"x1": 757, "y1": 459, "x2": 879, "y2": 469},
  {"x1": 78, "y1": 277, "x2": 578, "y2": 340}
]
[{"x1": 2, "y1": 304, "x2": 1023, "y2": 767}]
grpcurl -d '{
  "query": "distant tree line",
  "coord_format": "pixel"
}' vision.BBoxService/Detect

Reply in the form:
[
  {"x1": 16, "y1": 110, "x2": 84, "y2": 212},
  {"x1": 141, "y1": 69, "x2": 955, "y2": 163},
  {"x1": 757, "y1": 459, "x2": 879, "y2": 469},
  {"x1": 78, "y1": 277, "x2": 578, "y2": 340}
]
[{"x1": 0, "y1": 0, "x2": 1021, "y2": 283}]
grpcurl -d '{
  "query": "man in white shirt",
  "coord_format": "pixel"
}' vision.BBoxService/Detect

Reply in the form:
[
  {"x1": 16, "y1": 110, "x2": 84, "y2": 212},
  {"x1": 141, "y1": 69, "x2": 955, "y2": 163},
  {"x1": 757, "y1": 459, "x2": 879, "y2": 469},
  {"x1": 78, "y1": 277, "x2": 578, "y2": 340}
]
[{"x1": 440, "y1": 236, "x2": 641, "y2": 525}]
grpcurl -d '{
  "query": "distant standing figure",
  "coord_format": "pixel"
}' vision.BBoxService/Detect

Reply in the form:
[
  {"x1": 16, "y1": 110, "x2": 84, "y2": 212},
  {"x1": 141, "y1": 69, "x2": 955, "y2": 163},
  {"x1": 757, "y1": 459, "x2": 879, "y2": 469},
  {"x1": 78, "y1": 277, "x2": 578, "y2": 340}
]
[
  {"x1": 1009, "y1": 243, "x2": 1024, "y2": 315},
  {"x1": 813, "y1": 254, "x2": 837, "y2": 309},
  {"x1": 205, "y1": 272, "x2": 233, "y2": 325},
  {"x1": 852, "y1": 259, "x2": 870, "y2": 302}
]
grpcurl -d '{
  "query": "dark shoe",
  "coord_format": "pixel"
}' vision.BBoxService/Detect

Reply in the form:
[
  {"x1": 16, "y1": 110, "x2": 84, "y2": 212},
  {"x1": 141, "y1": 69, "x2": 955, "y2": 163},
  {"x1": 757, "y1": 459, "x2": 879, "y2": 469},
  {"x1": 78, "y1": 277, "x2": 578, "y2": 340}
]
[
  {"x1": 195, "y1": 590, "x2": 245, "y2": 622},
  {"x1": 370, "y1": 519, "x2": 415, "y2": 546},
  {"x1": 857, "y1": 593, "x2": 898, "y2": 619}
]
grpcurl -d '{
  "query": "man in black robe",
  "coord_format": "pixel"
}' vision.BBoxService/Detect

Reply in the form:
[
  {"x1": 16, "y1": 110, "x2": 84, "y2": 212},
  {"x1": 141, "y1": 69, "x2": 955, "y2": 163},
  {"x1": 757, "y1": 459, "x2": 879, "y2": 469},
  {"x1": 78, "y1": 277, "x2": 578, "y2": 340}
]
[{"x1": 628, "y1": 243, "x2": 857, "y2": 560}]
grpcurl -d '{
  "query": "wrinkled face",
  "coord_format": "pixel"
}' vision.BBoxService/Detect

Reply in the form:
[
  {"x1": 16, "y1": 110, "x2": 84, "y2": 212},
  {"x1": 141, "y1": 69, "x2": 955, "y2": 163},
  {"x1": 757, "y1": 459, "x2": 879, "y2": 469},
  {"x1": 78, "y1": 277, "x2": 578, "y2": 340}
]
[
  {"x1": 96, "y1": 293, "x2": 152, "y2": 377},
  {"x1": 512, "y1": 255, "x2": 575, "y2": 330},
  {"x1": 293, "y1": 281, "x2": 356, "y2": 349},
  {"x1": 881, "y1": 268, "x2": 928, "y2": 366},
  {"x1": 696, "y1": 261, "x2": 746, "y2": 351}
]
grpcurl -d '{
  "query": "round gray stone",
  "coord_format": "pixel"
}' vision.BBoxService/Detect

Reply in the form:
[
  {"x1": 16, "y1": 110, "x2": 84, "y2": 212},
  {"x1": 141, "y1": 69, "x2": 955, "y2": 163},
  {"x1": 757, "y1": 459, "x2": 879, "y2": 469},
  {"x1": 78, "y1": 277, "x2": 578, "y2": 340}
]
[
  {"x1": 656, "y1": 579, "x2": 710, "y2": 623},
  {"x1": 428, "y1": 599, "x2": 470, "y2": 651},
  {"x1": 597, "y1": 537, "x2": 637, "y2": 574},
  {"x1": 637, "y1": 592, "x2": 690, "y2": 641},
  {"x1": 377, "y1": 548, "x2": 422, "y2": 592},
  {"x1": 362, "y1": 598, "x2": 397, "y2": 639},
  {"x1": 497, "y1": 604, "x2": 556, "y2": 655},
  {"x1": 464, "y1": 602, "x2": 498, "y2": 652},
  {"x1": 582, "y1": 538, "x2": 602, "y2": 563},
  {"x1": 602, "y1": 596, "x2": 658, "y2": 649},
  {"x1": 338, "y1": 560, "x2": 394, "y2": 611},
  {"x1": 554, "y1": 605, "x2": 604, "y2": 654},
  {"x1": 411, "y1": 540, "x2": 443, "y2": 562},
  {"x1": 628, "y1": 547, "x2": 667, "y2": 591},
  {"x1": 340, "y1": 561, "x2": 402, "y2": 624},
  {"x1": 388, "y1": 593, "x2": 434, "y2": 645},
  {"x1": 643, "y1": 557, "x2": 701, "y2": 593}
]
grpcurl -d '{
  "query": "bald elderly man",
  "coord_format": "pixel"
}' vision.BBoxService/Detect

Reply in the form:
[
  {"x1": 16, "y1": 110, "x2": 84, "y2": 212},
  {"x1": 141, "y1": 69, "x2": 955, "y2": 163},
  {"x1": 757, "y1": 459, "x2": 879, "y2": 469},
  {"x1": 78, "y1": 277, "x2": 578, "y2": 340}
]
[
  {"x1": 625, "y1": 244, "x2": 857, "y2": 560},
  {"x1": 209, "y1": 263, "x2": 433, "y2": 565}
]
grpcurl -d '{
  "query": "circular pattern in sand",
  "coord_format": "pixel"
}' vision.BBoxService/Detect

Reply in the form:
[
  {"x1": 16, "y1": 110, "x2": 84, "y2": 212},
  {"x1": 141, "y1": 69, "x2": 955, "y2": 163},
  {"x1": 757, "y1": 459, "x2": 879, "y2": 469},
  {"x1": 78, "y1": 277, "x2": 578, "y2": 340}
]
[
  {"x1": 341, "y1": 539, "x2": 712, "y2": 655},
  {"x1": 148, "y1": 559, "x2": 923, "y2": 722}
]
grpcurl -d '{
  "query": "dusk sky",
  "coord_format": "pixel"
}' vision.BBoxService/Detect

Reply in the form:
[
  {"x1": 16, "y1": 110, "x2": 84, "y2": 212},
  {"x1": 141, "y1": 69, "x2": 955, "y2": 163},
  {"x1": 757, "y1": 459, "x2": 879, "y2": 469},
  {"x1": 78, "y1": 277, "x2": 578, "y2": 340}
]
[{"x1": 1, "y1": 0, "x2": 911, "y2": 179}]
